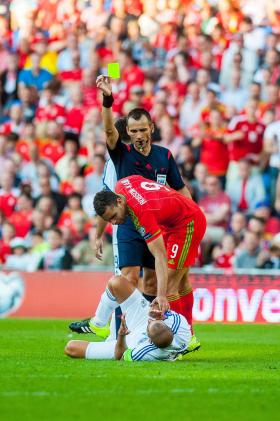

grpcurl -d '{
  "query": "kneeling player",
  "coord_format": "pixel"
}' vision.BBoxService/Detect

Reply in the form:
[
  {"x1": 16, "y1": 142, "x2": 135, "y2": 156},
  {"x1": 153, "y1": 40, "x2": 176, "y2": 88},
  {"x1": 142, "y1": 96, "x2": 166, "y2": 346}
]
[{"x1": 65, "y1": 275, "x2": 191, "y2": 361}]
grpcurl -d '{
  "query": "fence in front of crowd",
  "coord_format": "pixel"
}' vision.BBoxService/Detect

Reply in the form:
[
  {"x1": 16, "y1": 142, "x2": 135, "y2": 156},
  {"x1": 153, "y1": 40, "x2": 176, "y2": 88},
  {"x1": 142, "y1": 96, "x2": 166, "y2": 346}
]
[{"x1": 0, "y1": 268, "x2": 279, "y2": 323}]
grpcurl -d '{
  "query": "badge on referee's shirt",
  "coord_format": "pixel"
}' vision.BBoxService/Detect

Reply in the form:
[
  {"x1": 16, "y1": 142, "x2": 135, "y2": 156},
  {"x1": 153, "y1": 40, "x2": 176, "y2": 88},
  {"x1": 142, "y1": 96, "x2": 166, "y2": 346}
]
[{"x1": 157, "y1": 174, "x2": 167, "y2": 185}]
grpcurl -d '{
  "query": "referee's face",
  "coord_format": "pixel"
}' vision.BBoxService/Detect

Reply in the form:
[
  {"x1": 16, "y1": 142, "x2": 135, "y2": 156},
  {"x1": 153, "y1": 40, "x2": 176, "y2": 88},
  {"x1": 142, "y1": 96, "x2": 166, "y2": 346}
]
[{"x1": 126, "y1": 115, "x2": 153, "y2": 155}]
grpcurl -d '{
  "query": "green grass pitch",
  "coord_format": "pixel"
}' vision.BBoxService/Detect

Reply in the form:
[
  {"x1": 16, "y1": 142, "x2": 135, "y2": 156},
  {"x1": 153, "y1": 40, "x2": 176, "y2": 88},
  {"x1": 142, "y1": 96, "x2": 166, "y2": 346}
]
[{"x1": 0, "y1": 320, "x2": 279, "y2": 421}]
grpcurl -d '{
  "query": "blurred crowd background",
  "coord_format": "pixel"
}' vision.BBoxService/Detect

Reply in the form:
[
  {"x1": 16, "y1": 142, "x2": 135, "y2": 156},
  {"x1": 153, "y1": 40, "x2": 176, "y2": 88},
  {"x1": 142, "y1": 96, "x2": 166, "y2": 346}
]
[{"x1": 0, "y1": 0, "x2": 279, "y2": 272}]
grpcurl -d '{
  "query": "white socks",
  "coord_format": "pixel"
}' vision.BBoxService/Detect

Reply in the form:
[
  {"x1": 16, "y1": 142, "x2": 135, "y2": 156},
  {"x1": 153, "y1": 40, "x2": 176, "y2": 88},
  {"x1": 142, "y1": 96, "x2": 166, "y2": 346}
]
[{"x1": 90, "y1": 288, "x2": 118, "y2": 327}]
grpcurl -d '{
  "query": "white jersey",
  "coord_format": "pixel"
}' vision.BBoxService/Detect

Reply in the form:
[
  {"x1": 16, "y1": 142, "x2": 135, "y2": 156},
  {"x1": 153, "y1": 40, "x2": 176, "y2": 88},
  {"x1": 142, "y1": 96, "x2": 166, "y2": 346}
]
[
  {"x1": 85, "y1": 289, "x2": 191, "y2": 362},
  {"x1": 103, "y1": 159, "x2": 117, "y2": 192},
  {"x1": 121, "y1": 290, "x2": 191, "y2": 362}
]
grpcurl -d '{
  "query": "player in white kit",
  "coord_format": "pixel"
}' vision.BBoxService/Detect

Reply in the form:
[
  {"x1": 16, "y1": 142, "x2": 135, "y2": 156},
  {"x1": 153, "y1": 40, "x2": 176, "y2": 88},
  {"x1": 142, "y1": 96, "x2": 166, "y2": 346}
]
[{"x1": 65, "y1": 275, "x2": 192, "y2": 361}]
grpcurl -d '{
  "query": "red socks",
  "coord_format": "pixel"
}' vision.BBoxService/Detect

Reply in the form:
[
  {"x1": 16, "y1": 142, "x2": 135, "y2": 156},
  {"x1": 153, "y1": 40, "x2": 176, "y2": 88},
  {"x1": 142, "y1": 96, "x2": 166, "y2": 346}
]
[
  {"x1": 179, "y1": 288, "x2": 194, "y2": 334},
  {"x1": 167, "y1": 294, "x2": 181, "y2": 314},
  {"x1": 167, "y1": 290, "x2": 194, "y2": 334}
]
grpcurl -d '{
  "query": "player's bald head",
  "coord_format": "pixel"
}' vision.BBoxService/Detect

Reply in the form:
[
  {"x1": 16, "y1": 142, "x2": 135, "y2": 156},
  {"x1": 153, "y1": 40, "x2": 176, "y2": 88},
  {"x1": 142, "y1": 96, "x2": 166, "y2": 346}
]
[{"x1": 148, "y1": 321, "x2": 173, "y2": 348}]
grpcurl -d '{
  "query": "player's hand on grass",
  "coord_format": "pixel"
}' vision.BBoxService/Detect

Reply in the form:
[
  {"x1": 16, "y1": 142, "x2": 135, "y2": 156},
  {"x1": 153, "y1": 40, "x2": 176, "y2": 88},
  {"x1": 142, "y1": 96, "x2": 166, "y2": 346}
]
[
  {"x1": 152, "y1": 296, "x2": 170, "y2": 313},
  {"x1": 96, "y1": 75, "x2": 112, "y2": 96},
  {"x1": 94, "y1": 237, "x2": 103, "y2": 260},
  {"x1": 118, "y1": 314, "x2": 130, "y2": 336}
]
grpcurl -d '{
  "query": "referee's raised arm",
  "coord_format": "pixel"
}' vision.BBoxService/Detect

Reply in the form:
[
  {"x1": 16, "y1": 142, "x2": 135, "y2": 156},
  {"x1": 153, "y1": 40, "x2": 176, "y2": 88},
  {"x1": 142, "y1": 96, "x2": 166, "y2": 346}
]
[{"x1": 96, "y1": 75, "x2": 119, "y2": 150}]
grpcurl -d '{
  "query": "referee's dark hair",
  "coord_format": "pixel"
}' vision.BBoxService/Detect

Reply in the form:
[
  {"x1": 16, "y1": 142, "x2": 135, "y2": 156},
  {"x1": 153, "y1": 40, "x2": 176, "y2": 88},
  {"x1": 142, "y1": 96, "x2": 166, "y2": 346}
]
[
  {"x1": 114, "y1": 117, "x2": 130, "y2": 142},
  {"x1": 94, "y1": 190, "x2": 119, "y2": 216},
  {"x1": 127, "y1": 108, "x2": 152, "y2": 123}
]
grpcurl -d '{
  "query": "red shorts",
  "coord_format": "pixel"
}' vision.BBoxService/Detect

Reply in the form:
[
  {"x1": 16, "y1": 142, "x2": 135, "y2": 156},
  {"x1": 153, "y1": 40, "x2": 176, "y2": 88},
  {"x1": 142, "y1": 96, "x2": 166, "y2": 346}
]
[{"x1": 163, "y1": 209, "x2": 206, "y2": 269}]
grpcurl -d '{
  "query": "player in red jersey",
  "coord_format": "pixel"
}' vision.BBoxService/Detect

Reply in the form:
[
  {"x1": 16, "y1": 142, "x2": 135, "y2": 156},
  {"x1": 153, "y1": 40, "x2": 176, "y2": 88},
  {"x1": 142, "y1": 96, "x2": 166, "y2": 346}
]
[{"x1": 94, "y1": 175, "x2": 206, "y2": 333}]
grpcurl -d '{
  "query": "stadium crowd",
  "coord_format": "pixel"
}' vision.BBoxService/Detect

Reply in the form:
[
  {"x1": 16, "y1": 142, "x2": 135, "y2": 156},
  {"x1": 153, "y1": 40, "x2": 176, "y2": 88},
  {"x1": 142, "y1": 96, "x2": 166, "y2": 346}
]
[{"x1": 0, "y1": 0, "x2": 279, "y2": 272}]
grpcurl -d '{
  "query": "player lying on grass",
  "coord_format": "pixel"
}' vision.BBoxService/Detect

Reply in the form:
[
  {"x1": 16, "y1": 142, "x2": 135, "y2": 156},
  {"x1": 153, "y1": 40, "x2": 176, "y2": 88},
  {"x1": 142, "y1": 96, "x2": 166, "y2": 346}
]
[
  {"x1": 93, "y1": 175, "x2": 206, "y2": 329},
  {"x1": 65, "y1": 275, "x2": 191, "y2": 361}
]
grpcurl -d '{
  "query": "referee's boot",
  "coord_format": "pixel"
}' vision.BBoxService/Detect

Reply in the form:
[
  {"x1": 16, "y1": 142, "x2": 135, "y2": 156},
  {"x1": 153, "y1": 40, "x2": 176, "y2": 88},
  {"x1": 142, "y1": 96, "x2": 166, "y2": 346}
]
[{"x1": 69, "y1": 319, "x2": 110, "y2": 339}]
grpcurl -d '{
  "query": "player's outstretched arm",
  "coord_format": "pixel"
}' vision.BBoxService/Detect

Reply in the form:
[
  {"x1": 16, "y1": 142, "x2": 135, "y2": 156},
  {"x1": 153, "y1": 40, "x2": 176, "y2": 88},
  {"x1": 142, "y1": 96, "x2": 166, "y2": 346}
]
[
  {"x1": 96, "y1": 75, "x2": 119, "y2": 150},
  {"x1": 147, "y1": 235, "x2": 170, "y2": 313},
  {"x1": 115, "y1": 315, "x2": 130, "y2": 360}
]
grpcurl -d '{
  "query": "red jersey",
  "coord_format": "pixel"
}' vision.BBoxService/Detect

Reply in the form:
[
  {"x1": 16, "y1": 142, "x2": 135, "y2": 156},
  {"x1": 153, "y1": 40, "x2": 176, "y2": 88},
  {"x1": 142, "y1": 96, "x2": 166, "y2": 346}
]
[
  {"x1": 214, "y1": 252, "x2": 234, "y2": 269},
  {"x1": 200, "y1": 129, "x2": 229, "y2": 176},
  {"x1": 227, "y1": 115, "x2": 265, "y2": 161},
  {"x1": 115, "y1": 175, "x2": 201, "y2": 243},
  {"x1": 9, "y1": 210, "x2": 33, "y2": 237},
  {"x1": 0, "y1": 240, "x2": 12, "y2": 264},
  {"x1": 122, "y1": 65, "x2": 145, "y2": 94},
  {"x1": 60, "y1": 181, "x2": 75, "y2": 196},
  {"x1": 58, "y1": 69, "x2": 82, "y2": 82},
  {"x1": 35, "y1": 103, "x2": 65, "y2": 123},
  {"x1": 0, "y1": 191, "x2": 18, "y2": 217},
  {"x1": 16, "y1": 139, "x2": 39, "y2": 162},
  {"x1": 64, "y1": 107, "x2": 85, "y2": 133},
  {"x1": 38, "y1": 139, "x2": 64, "y2": 164}
]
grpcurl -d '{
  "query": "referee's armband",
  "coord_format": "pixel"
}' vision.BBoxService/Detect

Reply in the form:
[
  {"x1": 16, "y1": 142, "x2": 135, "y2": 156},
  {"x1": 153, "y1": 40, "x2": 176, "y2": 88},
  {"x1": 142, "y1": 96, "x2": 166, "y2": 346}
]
[
  {"x1": 123, "y1": 349, "x2": 133, "y2": 362},
  {"x1": 103, "y1": 94, "x2": 114, "y2": 108}
]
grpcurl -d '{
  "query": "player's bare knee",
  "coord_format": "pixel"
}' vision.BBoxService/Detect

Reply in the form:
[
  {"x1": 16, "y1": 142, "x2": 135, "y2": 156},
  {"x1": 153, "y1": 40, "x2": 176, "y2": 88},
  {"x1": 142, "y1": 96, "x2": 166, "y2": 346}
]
[{"x1": 108, "y1": 275, "x2": 125, "y2": 294}]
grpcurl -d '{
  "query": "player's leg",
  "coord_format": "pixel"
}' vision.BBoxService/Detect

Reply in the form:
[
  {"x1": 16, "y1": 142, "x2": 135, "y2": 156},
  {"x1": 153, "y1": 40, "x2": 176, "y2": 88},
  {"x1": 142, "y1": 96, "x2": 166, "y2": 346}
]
[
  {"x1": 68, "y1": 247, "x2": 140, "y2": 336},
  {"x1": 142, "y1": 240, "x2": 157, "y2": 302},
  {"x1": 166, "y1": 267, "x2": 188, "y2": 314},
  {"x1": 107, "y1": 275, "x2": 150, "y2": 342},
  {"x1": 65, "y1": 340, "x2": 116, "y2": 360},
  {"x1": 178, "y1": 269, "x2": 194, "y2": 333},
  {"x1": 142, "y1": 268, "x2": 157, "y2": 302},
  {"x1": 120, "y1": 265, "x2": 140, "y2": 287},
  {"x1": 166, "y1": 212, "x2": 206, "y2": 330}
]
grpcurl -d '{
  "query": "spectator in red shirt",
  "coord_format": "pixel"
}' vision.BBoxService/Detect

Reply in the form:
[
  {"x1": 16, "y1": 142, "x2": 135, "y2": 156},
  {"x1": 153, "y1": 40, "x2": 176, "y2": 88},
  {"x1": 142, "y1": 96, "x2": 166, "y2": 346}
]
[
  {"x1": 38, "y1": 120, "x2": 64, "y2": 164},
  {"x1": 64, "y1": 85, "x2": 86, "y2": 134},
  {"x1": 157, "y1": 61, "x2": 187, "y2": 112},
  {"x1": 199, "y1": 175, "x2": 231, "y2": 243},
  {"x1": 81, "y1": 68, "x2": 99, "y2": 109},
  {"x1": 122, "y1": 85, "x2": 145, "y2": 115},
  {"x1": 8, "y1": 192, "x2": 33, "y2": 237},
  {"x1": 212, "y1": 233, "x2": 236, "y2": 269},
  {"x1": 0, "y1": 172, "x2": 19, "y2": 217},
  {"x1": 0, "y1": 221, "x2": 15, "y2": 264},
  {"x1": 58, "y1": 49, "x2": 83, "y2": 83},
  {"x1": 35, "y1": 86, "x2": 65, "y2": 125},
  {"x1": 16, "y1": 122, "x2": 38, "y2": 162},
  {"x1": 193, "y1": 108, "x2": 229, "y2": 185},
  {"x1": 57, "y1": 193, "x2": 89, "y2": 243},
  {"x1": 253, "y1": 203, "x2": 280, "y2": 240},
  {"x1": 119, "y1": 48, "x2": 145, "y2": 95},
  {"x1": 60, "y1": 158, "x2": 81, "y2": 196},
  {"x1": 0, "y1": 103, "x2": 25, "y2": 137},
  {"x1": 225, "y1": 98, "x2": 265, "y2": 182}
]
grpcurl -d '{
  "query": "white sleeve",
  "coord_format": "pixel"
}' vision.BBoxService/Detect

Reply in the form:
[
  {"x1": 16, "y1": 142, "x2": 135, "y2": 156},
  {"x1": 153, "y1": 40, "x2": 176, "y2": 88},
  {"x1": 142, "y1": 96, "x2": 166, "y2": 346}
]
[{"x1": 103, "y1": 159, "x2": 117, "y2": 192}]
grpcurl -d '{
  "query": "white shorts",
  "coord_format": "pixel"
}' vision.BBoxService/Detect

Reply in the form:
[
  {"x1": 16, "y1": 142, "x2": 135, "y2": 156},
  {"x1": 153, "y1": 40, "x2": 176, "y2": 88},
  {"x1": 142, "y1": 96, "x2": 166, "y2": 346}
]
[{"x1": 85, "y1": 289, "x2": 149, "y2": 360}]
